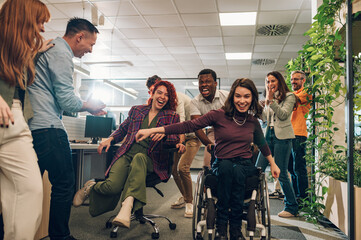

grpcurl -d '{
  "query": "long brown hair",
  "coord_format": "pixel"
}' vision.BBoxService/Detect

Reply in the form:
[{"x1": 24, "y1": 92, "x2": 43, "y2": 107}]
[
  {"x1": 0, "y1": 0, "x2": 50, "y2": 89},
  {"x1": 222, "y1": 78, "x2": 263, "y2": 118}
]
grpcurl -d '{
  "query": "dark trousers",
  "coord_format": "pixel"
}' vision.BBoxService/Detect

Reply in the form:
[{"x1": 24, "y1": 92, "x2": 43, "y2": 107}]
[
  {"x1": 288, "y1": 136, "x2": 308, "y2": 199},
  {"x1": 212, "y1": 158, "x2": 257, "y2": 227},
  {"x1": 32, "y1": 128, "x2": 75, "y2": 240}
]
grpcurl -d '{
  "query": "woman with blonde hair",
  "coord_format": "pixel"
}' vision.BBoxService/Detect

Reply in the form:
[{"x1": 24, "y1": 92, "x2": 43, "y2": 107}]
[{"x1": 0, "y1": 0, "x2": 50, "y2": 239}]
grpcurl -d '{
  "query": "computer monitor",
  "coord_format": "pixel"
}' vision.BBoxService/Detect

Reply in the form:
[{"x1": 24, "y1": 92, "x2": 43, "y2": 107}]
[{"x1": 84, "y1": 115, "x2": 113, "y2": 144}]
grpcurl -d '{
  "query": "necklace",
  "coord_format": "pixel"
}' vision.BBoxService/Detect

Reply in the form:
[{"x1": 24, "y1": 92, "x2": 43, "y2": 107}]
[{"x1": 233, "y1": 114, "x2": 247, "y2": 126}]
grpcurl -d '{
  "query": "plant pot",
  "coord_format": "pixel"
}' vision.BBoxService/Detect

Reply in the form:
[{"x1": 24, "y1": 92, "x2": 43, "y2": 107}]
[{"x1": 319, "y1": 176, "x2": 361, "y2": 239}]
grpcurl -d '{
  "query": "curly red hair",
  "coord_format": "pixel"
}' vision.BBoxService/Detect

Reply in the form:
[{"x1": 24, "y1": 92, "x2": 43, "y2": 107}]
[{"x1": 149, "y1": 80, "x2": 177, "y2": 111}]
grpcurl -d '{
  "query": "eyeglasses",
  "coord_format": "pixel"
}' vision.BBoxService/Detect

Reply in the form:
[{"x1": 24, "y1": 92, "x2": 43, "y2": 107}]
[{"x1": 291, "y1": 78, "x2": 303, "y2": 81}]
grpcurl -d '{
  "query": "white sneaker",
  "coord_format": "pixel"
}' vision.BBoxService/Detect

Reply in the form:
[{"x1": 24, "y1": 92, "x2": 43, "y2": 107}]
[
  {"x1": 171, "y1": 196, "x2": 185, "y2": 209},
  {"x1": 184, "y1": 203, "x2": 193, "y2": 218}
]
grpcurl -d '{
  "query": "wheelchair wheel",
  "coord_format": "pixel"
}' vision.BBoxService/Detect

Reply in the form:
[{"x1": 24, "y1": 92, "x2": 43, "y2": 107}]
[
  {"x1": 192, "y1": 170, "x2": 207, "y2": 240},
  {"x1": 257, "y1": 173, "x2": 271, "y2": 240}
]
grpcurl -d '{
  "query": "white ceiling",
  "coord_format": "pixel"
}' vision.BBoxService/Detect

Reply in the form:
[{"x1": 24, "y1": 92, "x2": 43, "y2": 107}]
[{"x1": 0, "y1": 0, "x2": 312, "y2": 98}]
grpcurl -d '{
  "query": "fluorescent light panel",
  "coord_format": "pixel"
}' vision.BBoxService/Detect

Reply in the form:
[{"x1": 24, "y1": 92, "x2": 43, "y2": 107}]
[
  {"x1": 225, "y1": 52, "x2": 252, "y2": 60},
  {"x1": 219, "y1": 12, "x2": 257, "y2": 26},
  {"x1": 103, "y1": 79, "x2": 138, "y2": 100}
]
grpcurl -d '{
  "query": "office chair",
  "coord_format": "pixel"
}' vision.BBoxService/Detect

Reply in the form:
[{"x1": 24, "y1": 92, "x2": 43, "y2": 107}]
[{"x1": 106, "y1": 147, "x2": 178, "y2": 239}]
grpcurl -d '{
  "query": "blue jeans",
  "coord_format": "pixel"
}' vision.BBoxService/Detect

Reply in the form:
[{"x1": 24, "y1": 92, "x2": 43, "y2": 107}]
[
  {"x1": 288, "y1": 136, "x2": 308, "y2": 199},
  {"x1": 256, "y1": 128, "x2": 298, "y2": 215},
  {"x1": 32, "y1": 128, "x2": 75, "y2": 240},
  {"x1": 212, "y1": 158, "x2": 257, "y2": 227}
]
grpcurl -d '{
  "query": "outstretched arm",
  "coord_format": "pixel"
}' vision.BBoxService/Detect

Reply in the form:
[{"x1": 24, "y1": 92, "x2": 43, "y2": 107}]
[{"x1": 136, "y1": 127, "x2": 165, "y2": 142}]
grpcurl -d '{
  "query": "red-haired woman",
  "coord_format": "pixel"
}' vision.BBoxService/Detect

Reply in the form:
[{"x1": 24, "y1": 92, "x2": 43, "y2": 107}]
[
  {"x1": 0, "y1": 0, "x2": 50, "y2": 239},
  {"x1": 73, "y1": 80, "x2": 182, "y2": 229}
]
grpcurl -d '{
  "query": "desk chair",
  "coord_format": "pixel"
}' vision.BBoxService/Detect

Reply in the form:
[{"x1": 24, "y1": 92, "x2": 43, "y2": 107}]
[{"x1": 106, "y1": 147, "x2": 178, "y2": 239}]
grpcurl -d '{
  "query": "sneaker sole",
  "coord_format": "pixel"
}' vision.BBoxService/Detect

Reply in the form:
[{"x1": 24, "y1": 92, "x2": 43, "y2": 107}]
[{"x1": 171, "y1": 203, "x2": 185, "y2": 209}]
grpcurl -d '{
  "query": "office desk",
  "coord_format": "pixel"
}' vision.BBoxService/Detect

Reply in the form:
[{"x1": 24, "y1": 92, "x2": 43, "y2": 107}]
[{"x1": 71, "y1": 143, "x2": 120, "y2": 191}]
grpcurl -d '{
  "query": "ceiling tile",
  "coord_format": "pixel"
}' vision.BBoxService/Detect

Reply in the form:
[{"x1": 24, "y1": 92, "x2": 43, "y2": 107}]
[
  {"x1": 187, "y1": 26, "x2": 222, "y2": 37},
  {"x1": 155, "y1": 60, "x2": 179, "y2": 67},
  {"x1": 130, "y1": 39, "x2": 164, "y2": 47},
  {"x1": 217, "y1": 0, "x2": 259, "y2": 12},
  {"x1": 301, "y1": 0, "x2": 312, "y2": 10},
  {"x1": 167, "y1": 46, "x2": 197, "y2": 54},
  {"x1": 139, "y1": 47, "x2": 169, "y2": 54},
  {"x1": 224, "y1": 45, "x2": 253, "y2": 52},
  {"x1": 144, "y1": 15, "x2": 183, "y2": 27},
  {"x1": 254, "y1": 45, "x2": 283, "y2": 52},
  {"x1": 45, "y1": 19, "x2": 69, "y2": 32},
  {"x1": 177, "y1": 59, "x2": 203, "y2": 66},
  {"x1": 223, "y1": 36, "x2": 254, "y2": 45},
  {"x1": 255, "y1": 36, "x2": 286, "y2": 44},
  {"x1": 192, "y1": 37, "x2": 223, "y2": 46},
  {"x1": 283, "y1": 44, "x2": 303, "y2": 52},
  {"x1": 202, "y1": 59, "x2": 227, "y2": 65},
  {"x1": 258, "y1": 11, "x2": 298, "y2": 24},
  {"x1": 53, "y1": 2, "x2": 91, "y2": 19},
  {"x1": 174, "y1": 0, "x2": 217, "y2": 13},
  {"x1": 172, "y1": 54, "x2": 201, "y2": 60},
  {"x1": 287, "y1": 35, "x2": 310, "y2": 44},
  {"x1": 291, "y1": 23, "x2": 311, "y2": 34},
  {"x1": 279, "y1": 52, "x2": 299, "y2": 59},
  {"x1": 260, "y1": 0, "x2": 302, "y2": 11},
  {"x1": 227, "y1": 60, "x2": 252, "y2": 66},
  {"x1": 181, "y1": 13, "x2": 219, "y2": 27},
  {"x1": 120, "y1": 28, "x2": 156, "y2": 39},
  {"x1": 252, "y1": 52, "x2": 279, "y2": 58},
  {"x1": 161, "y1": 38, "x2": 193, "y2": 47},
  {"x1": 145, "y1": 54, "x2": 175, "y2": 61},
  {"x1": 297, "y1": 10, "x2": 312, "y2": 23},
  {"x1": 276, "y1": 58, "x2": 291, "y2": 66},
  {"x1": 222, "y1": 26, "x2": 256, "y2": 36},
  {"x1": 153, "y1": 27, "x2": 189, "y2": 38},
  {"x1": 196, "y1": 46, "x2": 224, "y2": 53},
  {"x1": 133, "y1": 0, "x2": 176, "y2": 15},
  {"x1": 94, "y1": 1, "x2": 135, "y2": 17},
  {"x1": 111, "y1": 16, "x2": 148, "y2": 29},
  {"x1": 199, "y1": 53, "x2": 225, "y2": 60},
  {"x1": 46, "y1": 4, "x2": 68, "y2": 19}
]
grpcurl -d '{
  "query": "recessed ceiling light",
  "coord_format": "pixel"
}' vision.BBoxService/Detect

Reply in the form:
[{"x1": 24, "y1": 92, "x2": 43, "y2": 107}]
[
  {"x1": 225, "y1": 53, "x2": 252, "y2": 60},
  {"x1": 192, "y1": 81, "x2": 198, "y2": 86},
  {"x1": 219, "y1": 12, "x2": 257, "y2": 26}
]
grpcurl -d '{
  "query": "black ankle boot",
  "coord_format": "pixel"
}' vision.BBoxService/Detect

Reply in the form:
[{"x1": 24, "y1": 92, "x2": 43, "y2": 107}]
[
  {"x1": 215, "y1": 224, "x2": 228, "y2": 240},
  {"x1": 229, "y1": 225, "x2": 245, "y2": 240}
]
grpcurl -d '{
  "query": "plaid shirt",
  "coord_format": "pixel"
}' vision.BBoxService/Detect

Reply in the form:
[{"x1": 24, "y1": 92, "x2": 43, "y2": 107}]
[{"x1": 105, "y1": 105, "x2": 180, "y2": 181}]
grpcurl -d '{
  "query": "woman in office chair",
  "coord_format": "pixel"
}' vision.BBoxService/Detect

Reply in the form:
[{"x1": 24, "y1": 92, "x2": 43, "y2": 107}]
[
  {"x1": 136, "y1": 78, "x2": 280, "y2": 240},
  {"x1": 73, "y1": 80, "x2": 184, "y2": 229}
]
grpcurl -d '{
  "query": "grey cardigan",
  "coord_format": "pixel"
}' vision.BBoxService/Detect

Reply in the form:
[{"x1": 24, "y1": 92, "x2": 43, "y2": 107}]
[{"x1": 263, "y1": 92, "x2": 296, "y2": 140}]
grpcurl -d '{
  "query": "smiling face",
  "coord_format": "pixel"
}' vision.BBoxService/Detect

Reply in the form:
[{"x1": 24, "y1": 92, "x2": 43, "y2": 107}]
[
  {"x1": 233, "y1": 86, "x2": 252, "y2": 113},
  {"x1": 73, "y1": 31, "x2": 97, "y2": 58},
  {"x1": 291, "y1": 72, "x2": 305, "y2": 91},
  {"x1": 151, "y1": 85, "x2": 169, "y2": 111},
  {"x1": 198, "y1": 73, "x2": 217, "y2": 101},
  {"x1": 267, "y1": 74, "x2": 279, "y2": 92}
]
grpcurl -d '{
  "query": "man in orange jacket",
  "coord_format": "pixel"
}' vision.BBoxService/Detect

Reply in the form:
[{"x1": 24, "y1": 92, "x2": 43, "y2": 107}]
[{"x1": 289, "y1": 70, "x2": 312, "y2": 200}]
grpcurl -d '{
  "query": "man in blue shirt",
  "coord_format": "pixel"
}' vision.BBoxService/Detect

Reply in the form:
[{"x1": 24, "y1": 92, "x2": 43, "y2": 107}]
[{"x1": 28, "y1": 18, "x2": 105, "y2": 240}]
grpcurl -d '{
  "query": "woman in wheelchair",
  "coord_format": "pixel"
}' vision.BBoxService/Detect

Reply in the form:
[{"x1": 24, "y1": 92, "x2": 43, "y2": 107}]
[
  {"x1": 73, "y1": 80, "x2": 185, "y2": 229},
  {"x1": 136, "y1": 78, "x2": 280, "y2": 240}
]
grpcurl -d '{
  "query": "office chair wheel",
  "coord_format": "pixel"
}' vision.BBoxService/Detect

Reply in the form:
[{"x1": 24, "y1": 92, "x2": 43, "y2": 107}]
[
  {"x1": 151, "y1": 232, "x2": 160, "y2": 239},
  {"x1": 195, "y1": 234, "x2": 203, "y2": 240},
  {"x1": 110, "y1": 231, "x2": 117, "y2": 238},
  {"x1": 169, "y1": 222, "x2": 176, "y2": 230},
  {"x1": 105, "y1": 221, "x2": 112, "y2": 229}
]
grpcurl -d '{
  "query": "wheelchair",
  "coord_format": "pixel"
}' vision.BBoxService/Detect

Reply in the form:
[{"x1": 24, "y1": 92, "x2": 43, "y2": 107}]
[{"x1": 192, "y1": 156, "x2": 271, "y2": 240}]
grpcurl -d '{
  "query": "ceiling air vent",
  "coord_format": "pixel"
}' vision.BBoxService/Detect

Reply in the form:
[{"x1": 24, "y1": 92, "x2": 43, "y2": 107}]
[
  {"x1": 257, "y1": 24, "x2": 291, "y2": 36},
  {"x1": 252, "y1": 59, "x2": 275, "y2": 66}
]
